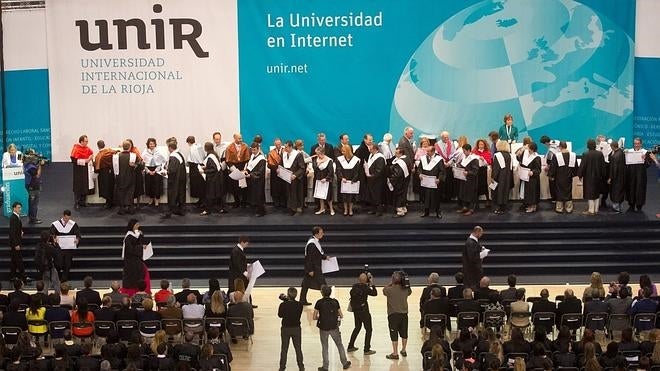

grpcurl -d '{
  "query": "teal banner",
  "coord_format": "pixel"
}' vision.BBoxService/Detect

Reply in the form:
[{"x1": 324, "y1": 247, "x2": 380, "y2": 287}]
[{"x1": 239, "y1": 0, "x2": 636, "y2": 153}]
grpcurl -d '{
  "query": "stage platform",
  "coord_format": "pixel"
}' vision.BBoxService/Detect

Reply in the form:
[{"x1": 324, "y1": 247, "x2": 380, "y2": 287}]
[{"x1": 0, "y1": 164, "x2": 658, "y2": 288}]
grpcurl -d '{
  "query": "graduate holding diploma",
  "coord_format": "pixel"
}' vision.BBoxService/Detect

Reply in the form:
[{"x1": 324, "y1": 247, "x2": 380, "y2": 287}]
[
  {"x1": 300, "y1": 226, "x2": 331, "y2": 305},
  {"x1": 122, "y1": 219, "x2": 151, "y2": 296},
  {"x1": 462, "y1": 226, "x2": 487, "y2": 290},
  {"x1": 336, "y1": 144, "x2": 360, "y2": 216},
  {"x1": 49, "y1": 209, "x2": 81, "y2": 282},
  {"x1": 312, "y1": 147, "x2": 335, "y2": 215}
]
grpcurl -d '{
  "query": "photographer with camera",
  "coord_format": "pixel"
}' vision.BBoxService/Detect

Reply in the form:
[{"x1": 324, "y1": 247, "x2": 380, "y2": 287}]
[
  {"x1": 277, "y1": 287, "x2": 304, "y2": 371},
  {"x1": 383, "y1": 270, "x2": 412, "y2": 360},
  {"x1": 23, "y1": 149, "x2": 45, "y2": 225},
  {"x1": 346, "y1": 268, "x2": 377, "y2": 355},
  {"x1": 34, "y1": 230, "x2": 60, "y2": 294},
  {"x1": 313, "y1": 285, "x2": 351, "y2": 370}
]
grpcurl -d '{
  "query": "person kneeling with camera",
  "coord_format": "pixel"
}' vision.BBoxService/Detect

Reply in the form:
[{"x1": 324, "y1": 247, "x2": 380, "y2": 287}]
[
  {"x1": 278, "y1": 287, "x2": 304, "y2": 371},
  {"x1": 346, "y1": 271, "x2": 377, "y2": 355}
]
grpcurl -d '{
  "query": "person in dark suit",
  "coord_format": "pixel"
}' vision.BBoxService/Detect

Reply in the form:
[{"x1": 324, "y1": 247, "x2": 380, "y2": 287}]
[
  {"x1": 8, "y1": 280, "x2": 30, "y2": 306},
  {"x1": 499, "y1": 274, "x2": 518, "y2": 302},
  {"x1": 0, "y1": 282, "x2": 9, "y2": 306},
  {"x1": 77, "y1": 276, "x2": 102, "y2": 306},
  {"x1": 583, "y1": 288, "x2": 608, "y2": 316},
  {"x1": 555, "y1": 289, "x2": 582, "y2": 327},
  {"x1": 419, "y1": 273, "x2": 445, "y2": 328},
  {"x1": 447, "y1": 272, "x2": 465, "y2": 300},
  {"x1": 94, "y1": 296, "x2": 116, "y2": 322},
  {"x1": 531, "y1": 289, "x2": 557, "y2": 315},
  {"x1": 462, "y1": 226, "x2": 485, "y2": 290},
  {"x1": 8, "y1": 201, "x2": 25, "y2": 282},
  {"x1": 310, "y1": 132, "x2": 335, "y2": 160},
  {"x1": 3, "y1": 300, "x2": 28, "y2": 330},
  {"x1": 300, "y1": 226, "x2": 329, "y2": 306},
  {"x1": 628, "y1": 287, "x2": 658, "y2": 331},
  {"x1": 457, "y1": 288, "x2": 482, "y2": 314},
  {"x1": 474, "y1": 276, "x2": 500, "y2": 302},
  {"x1": 422, "y1": 287, "x2": 452, "y2": 331},
  {"x1": 228, "y1": 235, "x2": 249, "y2": 294},
  {"x1": 175, "y1": 278, "x2": 202, "y2": 305},
  {"x1": 115, "y1": 296, "x2": 138, "y2": 322}
]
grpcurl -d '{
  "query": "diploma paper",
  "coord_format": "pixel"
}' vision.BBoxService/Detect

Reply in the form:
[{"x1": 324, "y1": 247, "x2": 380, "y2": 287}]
[
  {"x1": 518, "y1": 166, "x2": 530, "y2": 182},
  {"x1": 277, "y1": 166, "x2": 293, "y2": 184},
  {"x1": 489, "y1": 181, "x2": 498, "y2": 191},
  {"x1": 229, "y1": 167, "x2": 246, "y2": 180},
  {"x1": 452, "y1": 167, "x2": 466, "y2": 181},
  {"x1": 57, "y1": 235, "x2": 77, "y2": 250},
  {"x1": 314, "y1": 180, "x2": 329, "y2": 199},
  {"x1": 321, "y1": 257, "x2": 340, "y2": 274},
  {"x1": 420, "y1": 174, "x2": 438, "y2": 189},
  {"x1": 480, "y1": 247, "x2": 490, "y2": 259},
  {"x1": 245, "y1": 260, "x2": 266, "y2": 301},
  {"x1": 143, "y1": 242, "x2": 154, "y2": 261},
  {"x1": 198, "y1": 165, "x2": 206, "y2": 181},
  {"x1": 625, "y1": 152, "x2": 645, "y2": 165},
  {"x1": 238, "y1": 178, "x2": 247, "y2": 188},
  {"x1": 363, "y1": 163, "x2": 371, "y2": 177},
  {"x1": 340, "y1": 181, "x2": 360, "y2": 194}
]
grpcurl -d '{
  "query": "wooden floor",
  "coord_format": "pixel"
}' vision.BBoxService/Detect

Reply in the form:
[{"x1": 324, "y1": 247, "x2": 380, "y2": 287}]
[{"x1": 224, "y1": 284, "x2": 611, "y2": 371}]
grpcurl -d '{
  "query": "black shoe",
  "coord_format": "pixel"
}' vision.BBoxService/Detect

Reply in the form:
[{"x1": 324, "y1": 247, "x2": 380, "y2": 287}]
[
  {"x1": 231, "y1": 338, "x2": 238, "y2": 344},
  {"x1": 343, "y1": 361, "x2": 351, "y2": 369},
  {"x1": 301, "y1": 301, "x2": 312, "y2": 306},
  {"x1": 173, "y1": 211, "x2": 185, "y2": 216},
  {"x1": 347, "y1": 346, "x2": 358, "y2": 352},
  {"x1": 219, "y1": 209, "x2": 228, "y2": 214},
  {"x1": 160, "y1": 213, "x2": 172, "y2": 219},
  {"x1": 289, "y1": 210, "x2": 296, "y2": 216},
  {"x1": 29, "y1": 219, "x2": 42, "y2": 225},
  {"x1": 252, "y1": 305, "x2": 258, "y2": 309}
]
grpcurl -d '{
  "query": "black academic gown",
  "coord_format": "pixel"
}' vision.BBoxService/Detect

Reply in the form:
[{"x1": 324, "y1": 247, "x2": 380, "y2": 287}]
[
  {"x1": 122, "y1": 232, "x2": 147, "y2": 289},
  {"x1": 336, "y1": 156, "x2": 360, "y2": 203},
  {"x1": 115, "y1": 151, "x2": 137, "y2": 208},
  {"x1": 354, "y1": 141, "x2": 370, "y2": 202},
  {"x1": 389, "y1": 158, "x2": 409, "y2": 208},
  {"x1": 625, "y1": 151, "x2": 653, "y2": 207},
  {"x1": 458, "y1": 158, "x2": 480, "y2": 207},
  {"x1": 303, "y1": 241, "x2": 326, "y2": 290},
  {"x1": 491, "y1": 152, "x2": 513, "y2": 206},
  {"x1": 228, "y1": 245, "x2": 247, "y2": 293},
  {"x1": 462, "y1": 236, "x2": 483, "y2": 290},
  {"x1": 71, "y1": 158, "x2": 90, "y2": 196},
  {"x1": 366, "y1": 155, "x2": 386, "y2": 209},
  {"x1": 548, "y1": 152, "x2": 576, "y2": 201},
  {"x1": 517, "y1": 154, "x2": 542, "y2": 205},
  {"x1": 577, "y1": 149, "x2": 606, "y2": 200},
  {"x1": 608, "y1": 148, "x2": 626, "y2": 203},
  {"x1": 203, "y1": 155, "x2": 222, "y2": 205},
  {"x1": 312, "y1": 158, "x2": 334, "y2": 201},
  {"x1": 282, "y1": 151, "x2": 306, "y2": 210},
  {"x1": 246, "y1": 154, "x2": 266, "y2": 210},
  {"x1": 419, "y1": 155, "x2": 445, "y2": 211},
  {"x1": 167, "y1": 152, "x2": 187, "y2": 213}
]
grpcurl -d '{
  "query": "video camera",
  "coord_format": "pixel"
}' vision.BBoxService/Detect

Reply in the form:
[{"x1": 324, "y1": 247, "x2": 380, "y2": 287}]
[
  {"x1": 651, "y1": 144, "x2": 660, "y2": 155},
  {"x1": 23, "y1": 149, "x2": 49, "y2": 165},
  {"x1": 394, "y1": 270, "x2": 411, "y2": 289},
  {"x1": 363, "y1": 264, "x2": 373, "y2": 281}
]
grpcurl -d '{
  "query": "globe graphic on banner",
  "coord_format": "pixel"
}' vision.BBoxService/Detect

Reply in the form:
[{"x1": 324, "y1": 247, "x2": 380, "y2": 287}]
[{"x1": 389, "y1": 0, "x2": 634, "y2": 152}]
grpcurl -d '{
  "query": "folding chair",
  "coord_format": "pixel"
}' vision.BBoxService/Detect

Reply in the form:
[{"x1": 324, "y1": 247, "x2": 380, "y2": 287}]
[
  {"x1": 48, "y1": 321, "x2": 72, "y2": 345},
  {"x1": 501, "y1": 299, "x2": 515, "y2": 320},
  {"x1": 93, "y1": 321, "x2": 116, "y2": 346},
  {"x1": 1, "y1": 327, "x2": 22, "y2": 347},
  {"x1": 204, "y1": 317, "x2": 227, "y2": 341},
  {"x1": 213, "y1": 354, "x2": 230, "y2": 371},
  {"x1": 449, "y1": 299, "x2": 465, "y2": 318},
  {"x1": 607, "y1": 314, "x2": 630, "y2": 339},
  {"x1": 482, "y1": 310, "x2": 506, "y2": 334},
  {"x1": 621, "y1": 350, "x2": 641, "y2": 366},
  {"x1": 424, "y1": 314, "x2": 447, "y2": 336},
  {"x1": 457, "y1": 312, "x2": 480, "y2": 331},
  {"x1": 27, "y1": 320, "x2": 49, "y2": 346},
  {"x1": 423, "y1": 351, "x2": 433, "y2": 371},
  {"x1": 161, "y1": 319, "x2": 183, "y2": 343},
  {"x1": 509, "y1": 311, "x2": 532, "y2": 333},
  {"x1": 183, "y1": 318, "x2": 205, "y2": 342},
  {"x1": 505, "y1": 352, "x2": 529, "y2": 368},
  {"x1": 560, "y1": 313, "x2": 583, "y2": 338},
  {"x1": 139, "y1": 320, "x2": 162, "y2": 342},
  {"x1": 584, "y1": 312, "x2": 608, "y2": 332},
  {"x1": 116, "y1": 320, "x2": 139, "y2": 342},
  {"x1": 633, "y1": 313, "x2": 656, "y2": 334},
  {"x1": 226, "y1": 317, "x2": 253, "y2": 344},
  {"x1": 72, "y1": 322, "x2": 94, "y2": 343},
  {"x1": 532, "y1": 312, "x2": 555, "y2": 338}
]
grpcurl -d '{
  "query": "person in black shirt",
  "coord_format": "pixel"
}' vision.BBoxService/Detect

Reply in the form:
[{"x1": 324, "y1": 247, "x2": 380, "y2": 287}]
[
  {"x1": 346, "y1": 273, "x2": 377, "y2": 355},
  {"x1": 448, "y1": 272, "x2": 465, "y2": 300},
  {"x1": 174, "y1": 332, "x2": 200, "y2": 369},
  {"x1": 8, "y1": 202, "x2": 25, "y2": 283},
  {"x1": 314, "y1": 285, "x2": 351, "y2": 371},
  {"x1": 8, "y1": 280, "x2": 30, "y2": 306},
  {"x1": 278, "y1": 287, "x2": 304, "y2": 371},
  {"x1": 419, "y1": 272, "x2": 445, "y2": 328},
  {"x1": 77, "y1": 276, "x2": 102, "y2": 306},
  {"x1": 150, "y1": 343, "x2": 176, "y2": 371},
  {"x1": 207, "y1": 327, "x2": 233, "y2": 370},
  {"x1": 94, "y1": 296, "x2": 116, "y2": 323},
  {"x1": 3, "y1": 300, "x2": 27, "y2": 330},
  {"x1": 175, "y1": 278, "x2": 202, "y2": 305}
]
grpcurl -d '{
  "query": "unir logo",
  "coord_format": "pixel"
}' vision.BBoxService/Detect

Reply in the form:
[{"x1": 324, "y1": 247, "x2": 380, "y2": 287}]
[{"x1": 75, "y1": 4, "x2": 209, "y2": 58}]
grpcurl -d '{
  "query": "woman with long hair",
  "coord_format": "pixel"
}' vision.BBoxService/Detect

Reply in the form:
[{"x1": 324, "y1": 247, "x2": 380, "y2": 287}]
[
  {"x1": 336, "y1": 144, "x2": 360, "y2": 216},
  {"x1": 200, "y1": 142, "x2": 222, "y2": 216},
  {"x1": 26, "y1": 296, "x2": 47, "y2": 343},
  {"x1": 203, "y1": 278, "x2": 221, "y2": 304},
  {"x1": 121, "y1": 219, "x2": 151, "y2": 296},
  {"x1": 71, "y1": 297, "x2": 95, "y2": 338},
  {"x1": 583, "y1": 272, "x2": 606, "y2": 301},
  {"x1": 473, "y1": 138, "x2": 493, "y2": 208}
]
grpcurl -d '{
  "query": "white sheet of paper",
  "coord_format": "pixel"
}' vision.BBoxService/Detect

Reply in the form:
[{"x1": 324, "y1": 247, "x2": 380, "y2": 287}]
[
  {"x1": 363, "y1": 163, "x2": 371, "y2": 177},
  {"x1": 452, "y1": 167, "x2": 466, "y2": 181},
  {"x1": 314, "y1": 180, "x2": 329, "y2": 199},
  {"x1": 238, "y1": 178, "x2": 247, "y2": 188},
  {"x1": 229, "y1": 168, "x2": 246, "y2": 180},
  {"x1": 198, "y1": 165, "x2": 207, "y2": 181},
  {"x1": 244, "y1": 260, "x2": 266, "y2": 300},
  {"x1": 420, "y1": 174, "x2": 438, "y2": 189},
  {"x1": 143, "y1": 242, "x2": 154, "y2": 261},
  {"x1": 277, "y1": 166, "x2": 293, "y2": 184},
  {"x1": 518, "y1": 166, "x2": 530, "y2": 181},
  {"x1": 57, "y1": 235, "x2": 77, "y2": 250},
  {"x1": 76, "y1": 159, "x2": 86, "y2": 166},
  {"x1": 340, "y1": 181, "x2": 360, "y2": 194},
  {"x1": 480, "y1": 248, "x2": 490, "y2": 259},
  {"x1": 321, "y1": 257, "x2": 340, "y2": 274},
  {"x1": 489, "y1": 181, "x2": 498, "y2": 191},
  {"x1": 386, "y1": 179, "x2": 394, "y2": 191},
  {"x1": 625, "y1": 152, "x2": 645, "y2": 165}
]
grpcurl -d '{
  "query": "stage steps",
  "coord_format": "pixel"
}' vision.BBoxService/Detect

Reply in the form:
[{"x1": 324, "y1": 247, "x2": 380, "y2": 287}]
[{"x1": 1, "y1": 219, "x2": 659, "y2": 285}]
